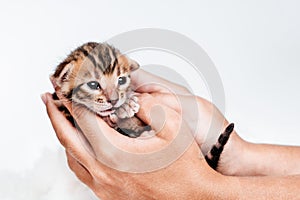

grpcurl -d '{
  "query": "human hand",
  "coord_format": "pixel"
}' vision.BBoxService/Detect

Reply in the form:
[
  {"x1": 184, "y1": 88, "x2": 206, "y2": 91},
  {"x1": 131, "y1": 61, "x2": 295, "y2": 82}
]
[
  {"x1": 131, "y1": 69, "x2": 229, "y2": 154},
  {"x1": 130, "y1": 69, "x2": 252, "y2": 176},
  {"x1": 43, "y1": 69, "x2": 300, "y2": 199},
  {"x1": 42, "y1": 92, "x2": 235, "y2": 200},
  {"x1": 131, "y1": 70, "x2": 300, "y2": 177}
]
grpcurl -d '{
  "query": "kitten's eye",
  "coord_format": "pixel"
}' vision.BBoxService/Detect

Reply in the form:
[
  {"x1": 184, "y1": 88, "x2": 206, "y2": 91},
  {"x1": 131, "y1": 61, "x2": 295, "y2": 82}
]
[
  {"x1": 87, "y1": 81, "x2": 100, "y2": 90},
  {"x1": 118, "y1": 76, "x2": 127, "y2": 85}
]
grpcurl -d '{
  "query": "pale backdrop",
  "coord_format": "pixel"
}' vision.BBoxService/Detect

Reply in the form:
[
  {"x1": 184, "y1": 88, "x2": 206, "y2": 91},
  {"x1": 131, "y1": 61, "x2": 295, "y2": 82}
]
[{"x1": 0, "y1": 0, "x2": 299, "y2": 174}]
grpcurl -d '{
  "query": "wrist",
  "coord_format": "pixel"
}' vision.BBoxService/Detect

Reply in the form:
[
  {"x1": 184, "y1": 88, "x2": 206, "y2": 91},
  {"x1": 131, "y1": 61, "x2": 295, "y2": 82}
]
[
  {"x1": 191, "y1": 169, "x2": 239, "y2": 200},
  {"x1": 201, "y1": 172, "x2": 239, "y2": 200}
]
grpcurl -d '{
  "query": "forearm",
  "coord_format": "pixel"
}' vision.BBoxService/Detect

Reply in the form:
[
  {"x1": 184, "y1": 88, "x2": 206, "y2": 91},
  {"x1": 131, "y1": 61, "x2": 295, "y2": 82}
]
[
  {"x1": 219, "y1": 132, "x2": 300, "y2": 176},
  {"x1": 244, "y1": 142, "x2": 300, "y2": 176},
  {"x1": 177, "y1": 166, "x2": 300, "y2": 200},
  {"x1": 191, "y1": 171, "x2": 300, "y2": 200},
  {"x1": 233, "y1": 174, "x2": 300, "y2": 199}
]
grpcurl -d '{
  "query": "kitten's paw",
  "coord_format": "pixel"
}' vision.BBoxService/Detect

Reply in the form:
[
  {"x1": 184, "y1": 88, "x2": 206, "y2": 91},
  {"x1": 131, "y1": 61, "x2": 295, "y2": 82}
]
[
  {"x1": 116, "y1": 95, "x2": 140, "y2": 119},
  {"x1": 129, "y1": 96, "x2": 140, "y2": 113},
  {"x1": 116, "y1": 104, "x2": 135, "y2": 118},
  {"x1": 139, "y1": 130, "x2": 156, "y2": 138},
  {"x1": 109, "y1": 113, "x2": 118, "y2": 124}
]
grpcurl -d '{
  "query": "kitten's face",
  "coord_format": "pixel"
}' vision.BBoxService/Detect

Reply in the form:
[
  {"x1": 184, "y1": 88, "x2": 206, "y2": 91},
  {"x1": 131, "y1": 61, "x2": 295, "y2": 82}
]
[
  {"x1": 52, "y1": 43, "x2": 139, "y2": 117},
  {"x1": 70, "y1": 61, "x2": 132, "y2": 117}
]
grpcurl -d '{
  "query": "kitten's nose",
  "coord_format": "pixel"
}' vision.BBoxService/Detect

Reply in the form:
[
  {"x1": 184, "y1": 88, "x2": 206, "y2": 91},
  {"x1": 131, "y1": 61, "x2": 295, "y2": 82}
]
[{"x1": 108, "y1": 99, "x2": 119, "y2": 106}]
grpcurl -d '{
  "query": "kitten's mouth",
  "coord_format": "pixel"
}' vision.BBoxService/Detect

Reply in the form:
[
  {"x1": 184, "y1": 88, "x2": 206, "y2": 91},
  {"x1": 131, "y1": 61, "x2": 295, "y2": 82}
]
[
  {"x1": 97, "y1": 108, "x2": 116, "y2": 117},
  {"x1": 94, "y1": 99, "x2": 125, "y2": 117},
  {"x1": 94, "y1": 102, "x2": 116, "y2": 116}
]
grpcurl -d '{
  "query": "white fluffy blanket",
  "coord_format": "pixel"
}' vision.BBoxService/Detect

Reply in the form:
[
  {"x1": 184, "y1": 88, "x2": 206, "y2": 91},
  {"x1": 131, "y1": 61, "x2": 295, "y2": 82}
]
[{"x1": 0, "y1": 150, "x2": 98, "y2": 200}]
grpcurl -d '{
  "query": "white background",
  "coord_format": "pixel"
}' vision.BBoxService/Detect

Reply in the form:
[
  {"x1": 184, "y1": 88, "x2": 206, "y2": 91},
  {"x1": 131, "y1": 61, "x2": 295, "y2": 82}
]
[{"x1": 0, "y1": 0, "x2": 299, "y2": 172}]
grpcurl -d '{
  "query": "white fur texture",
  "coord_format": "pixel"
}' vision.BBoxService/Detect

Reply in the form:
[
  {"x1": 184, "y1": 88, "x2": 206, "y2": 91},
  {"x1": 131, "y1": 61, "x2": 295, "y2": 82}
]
[{"x1": 0, "y1": 149, "x2": 98, "y2": 200}]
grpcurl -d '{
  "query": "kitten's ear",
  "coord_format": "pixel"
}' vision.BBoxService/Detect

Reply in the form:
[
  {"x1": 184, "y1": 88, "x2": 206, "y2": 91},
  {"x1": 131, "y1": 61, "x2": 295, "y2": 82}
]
[
  {"x1": 129, "y1": 59, "x2": 140, "y2": 72},
  {"x1": 50, "y1": 62, "x2": 75, "y2": 89}
]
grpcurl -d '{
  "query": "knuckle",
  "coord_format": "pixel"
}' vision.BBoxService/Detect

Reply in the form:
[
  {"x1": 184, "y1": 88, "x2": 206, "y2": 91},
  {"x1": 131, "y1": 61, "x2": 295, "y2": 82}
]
[{"x1": 91, "y1": 167, "x2": 105, "y2": 181}]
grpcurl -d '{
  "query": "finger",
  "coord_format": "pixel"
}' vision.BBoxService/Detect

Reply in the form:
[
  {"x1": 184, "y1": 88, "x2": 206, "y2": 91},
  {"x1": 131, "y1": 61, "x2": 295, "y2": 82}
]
[
  {"x1": 71, "y1": 104, "x2": 126, "y2": 153},
  {"x1": 151, "y1": 92, "x2": 228, "y2": 154},
  {"x1": 44, "y1": 92, "x2": 77, "y2": 147},
  {"x1": 136, "y1": 93, "x2": 181, "y2": 140},
  {"x1": 44, "y1": 92, "x2": 96, "y2": 168},
  {"x1": 150, "y1": 93, "x2": 181, "y2": 113},
  {"x1": 150, "y1": 93, "x2": 200, "y2": 130},
  {"x1": 52, "y1": 91, "x2": 144, "y2": 164},
  {"x1": 52, "y1": 91, "x2": 118, "y2": 150},
  {"x1": 152, "y1": 93, "x2": 225, "y2": 149},
  {"x1": 137, "y1": 93, "x2": 198, "y2": 123},
  {"x1": 131, "y1": 69, "x2": 191, "y2": 95},
  {"x1": 66, "y1": 152, "x2": 94, "y2": 188}
]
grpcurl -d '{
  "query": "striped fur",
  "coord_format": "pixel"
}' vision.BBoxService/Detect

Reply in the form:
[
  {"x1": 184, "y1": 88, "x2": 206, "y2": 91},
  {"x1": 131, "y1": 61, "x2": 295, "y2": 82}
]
[
  {"x1": 205, "y1": 123, "x2": 234, "y2": 170},
  {"x1": 51, "y1": 42, "x2": 149, "y2": 137}
]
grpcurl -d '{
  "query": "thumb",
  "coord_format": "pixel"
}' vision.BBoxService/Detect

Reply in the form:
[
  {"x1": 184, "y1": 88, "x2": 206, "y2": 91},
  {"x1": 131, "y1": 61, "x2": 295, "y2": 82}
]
[{"x1": 136, "y1": 93, "x2": 181, "y2": 140}]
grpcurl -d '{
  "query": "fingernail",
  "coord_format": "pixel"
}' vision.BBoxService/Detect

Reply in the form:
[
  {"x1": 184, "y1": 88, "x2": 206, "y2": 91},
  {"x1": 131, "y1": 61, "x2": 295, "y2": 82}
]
[{"x1": 41, "y1": 93, "x2": 48, "y2": 105}]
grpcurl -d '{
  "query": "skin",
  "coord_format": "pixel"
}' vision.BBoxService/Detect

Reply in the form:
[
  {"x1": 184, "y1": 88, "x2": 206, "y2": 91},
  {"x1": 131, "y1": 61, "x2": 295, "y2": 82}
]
[
  {"x1": 42, "y1": 69, "x2": 300, "y2": 199},
  {"x1": 132, "y1": 70, "x2": 300, "y2": 176},
  {"x1": 43, "y1": 92, "x2": 232, "y2": 200},
  {"x1": 219, "y1": 133, "x2": 300, "y2": 176}
]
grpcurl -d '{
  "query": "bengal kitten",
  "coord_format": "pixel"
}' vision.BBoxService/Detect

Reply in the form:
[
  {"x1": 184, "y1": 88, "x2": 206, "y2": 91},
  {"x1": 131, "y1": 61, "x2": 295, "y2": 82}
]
[
  {"x1": 51, "y1": 42, "x2": 150, "y2": 138},
  {"x1": 50, "y1": 42, "x2": 233, "y2": 170}
]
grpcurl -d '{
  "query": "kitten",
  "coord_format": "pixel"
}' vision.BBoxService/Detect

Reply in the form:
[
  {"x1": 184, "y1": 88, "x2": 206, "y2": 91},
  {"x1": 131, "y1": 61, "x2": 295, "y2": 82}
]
[
  {"x1": 50, "y1": 42, "x2": 233, "y2": 171},
  {"x1": 51, "y1": 42, "x2": 150, "y2": 138}
]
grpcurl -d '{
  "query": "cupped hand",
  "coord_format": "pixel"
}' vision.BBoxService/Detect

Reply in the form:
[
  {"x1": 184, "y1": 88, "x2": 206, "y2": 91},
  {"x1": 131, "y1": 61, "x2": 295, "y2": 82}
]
[
  {"x1": 131, "y1": 69, "x2": 230, "y2": 154},
  {"x1": 43, "y1": 92, "x2": 232, "y2": 200}
]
